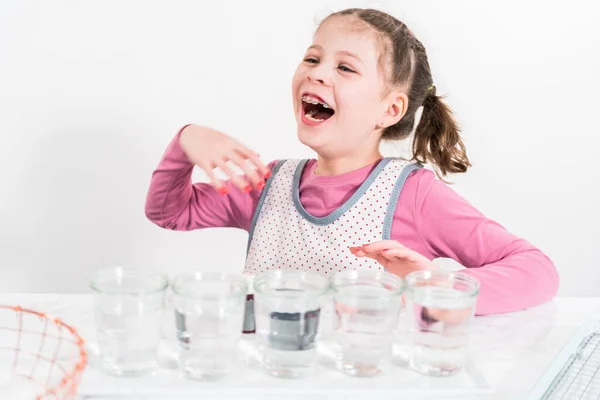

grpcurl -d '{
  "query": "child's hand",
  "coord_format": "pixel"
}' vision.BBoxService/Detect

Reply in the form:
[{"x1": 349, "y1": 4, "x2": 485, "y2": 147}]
[
  {"x1": 179, "y1": 125, "x2": 271, "y2": 194},
  {"x1": 349, "y1": 241, "x2": 473, "y2": 326},
  {"x1": 349, "y1": 240, "x2": 438, "y2": 277}
]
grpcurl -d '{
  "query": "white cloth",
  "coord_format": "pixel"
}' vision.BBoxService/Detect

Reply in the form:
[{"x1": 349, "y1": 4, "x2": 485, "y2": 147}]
[{"x1": 244, "y1": 158, "x2": 419, "y2": 277}]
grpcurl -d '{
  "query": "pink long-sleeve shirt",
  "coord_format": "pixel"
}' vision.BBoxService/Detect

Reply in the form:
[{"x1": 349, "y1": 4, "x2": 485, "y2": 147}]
[{"x1": 145, "y1": 128, "x2": 559, "y2": 315}]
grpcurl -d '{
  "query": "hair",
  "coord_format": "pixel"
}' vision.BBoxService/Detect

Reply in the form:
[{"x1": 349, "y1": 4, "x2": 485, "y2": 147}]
[{"x1": 320, "y1": 8, "x2": 471, "y2": 179}]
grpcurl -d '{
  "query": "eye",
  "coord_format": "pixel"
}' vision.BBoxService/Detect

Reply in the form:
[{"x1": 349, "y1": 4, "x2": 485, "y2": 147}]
[
  {"x1": 304, "y1": 57, "x2": 319, "y2": 64},
  {"x1": 338, "y1": 65, "x2": 355, "y2": 73}
]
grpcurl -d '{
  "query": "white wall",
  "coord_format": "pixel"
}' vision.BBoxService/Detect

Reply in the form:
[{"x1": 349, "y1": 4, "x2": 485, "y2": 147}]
[{"x1": 1, "y1": 0, "x2": 598, "y2": 295}]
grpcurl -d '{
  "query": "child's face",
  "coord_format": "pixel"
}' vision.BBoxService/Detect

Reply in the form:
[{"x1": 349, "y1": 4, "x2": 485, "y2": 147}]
[{"x1": 292, "y1": 16, "x2": 404, "y2": 158}]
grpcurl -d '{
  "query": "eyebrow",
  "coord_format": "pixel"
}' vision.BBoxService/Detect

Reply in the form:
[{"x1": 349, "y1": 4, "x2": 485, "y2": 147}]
[{"x1": 307, "y1": 45, "x2": 363, "y2": 64}]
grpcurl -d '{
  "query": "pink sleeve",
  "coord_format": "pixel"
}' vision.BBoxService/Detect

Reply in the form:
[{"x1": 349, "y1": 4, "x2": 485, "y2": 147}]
[
  {"x1": 144, "y1": 126, "x2": 277, "y2": 232},
  {"x1": 398, "y1": 169, "x2": 559, "y2": 316}
]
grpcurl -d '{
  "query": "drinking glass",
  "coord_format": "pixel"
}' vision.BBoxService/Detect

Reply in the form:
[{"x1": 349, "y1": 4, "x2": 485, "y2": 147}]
[
  {"x1": 331, "y1": 269, "x2": 405, "y2": 377},
  {"x1": 91, "y1": 267, "x2": 168, "y2": 377},
  {"x1": 404, "y1": 270, "x2": 480, "y2": 376},
  {"x1": 253, "y1": 270, "x2": 330, "y2": 378},
  {"x1": 171, "y1": 272, "x2": 247, "y2": 381}
]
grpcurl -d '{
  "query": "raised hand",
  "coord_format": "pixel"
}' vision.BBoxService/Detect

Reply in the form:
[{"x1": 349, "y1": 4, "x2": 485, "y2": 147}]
[{"x1": 179, "y1": 125, "x2": 271, "y2": 195}]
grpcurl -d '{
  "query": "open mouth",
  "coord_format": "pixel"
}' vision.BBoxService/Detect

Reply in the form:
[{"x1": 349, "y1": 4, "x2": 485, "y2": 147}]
[{"x1": 301, "y1": 93, "x2": 335, "y2": 123}]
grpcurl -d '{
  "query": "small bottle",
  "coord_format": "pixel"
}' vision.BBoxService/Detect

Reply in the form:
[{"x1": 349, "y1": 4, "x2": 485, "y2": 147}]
[
  {"x1": 242, "y1": 273, "x2": 256, "y2": 334},
  {"x1": 238, "y1": 273, "x2": 261, "y2": 367}
]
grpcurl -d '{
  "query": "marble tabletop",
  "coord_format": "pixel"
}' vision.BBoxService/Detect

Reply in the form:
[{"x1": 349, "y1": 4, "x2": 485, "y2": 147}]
[{"x1": 0, "y1": 294, "x2": 598, "y2": 400}]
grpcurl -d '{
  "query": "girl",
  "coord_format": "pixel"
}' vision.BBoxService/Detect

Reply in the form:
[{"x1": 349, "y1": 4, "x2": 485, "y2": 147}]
[{"x1": 145, "y1": 8, "x2": 559, "y2": 316}]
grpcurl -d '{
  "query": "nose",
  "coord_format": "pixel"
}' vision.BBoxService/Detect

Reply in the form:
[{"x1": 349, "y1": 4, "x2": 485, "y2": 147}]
[{"x1": 307, "y1": 64, "x2": 332, "y2": 86}]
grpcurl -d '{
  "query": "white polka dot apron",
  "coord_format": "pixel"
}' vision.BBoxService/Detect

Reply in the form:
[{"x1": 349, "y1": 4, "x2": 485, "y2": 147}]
[{"x1": 241, "y1": 158, "x2": 422, "y2": 333}]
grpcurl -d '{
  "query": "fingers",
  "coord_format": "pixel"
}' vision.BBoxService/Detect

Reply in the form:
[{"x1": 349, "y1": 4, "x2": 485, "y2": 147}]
[
  {"x1": 227, "y1": 151, "x2": 265, "y2": 191},
  {"x1": 235, "y1": 145, "x2": 271, "y2": 179},
  {"x1": 381, "y1": 248, "x2": 414, "y2": 260},
  {"x1": 350, "y1": 241, "x2": 407, "y2": 258},
  {"x1": 375, "y1": 254, "x2": 392, "y2": 269},
  {"x1": 357, "y1": 249, "x2": 414, "y2": 272},
  {"x1": 360, "y1": 240, "x2": 405, "y2": 252},
  {"x1": 214, "y1": 160, "x2": 254, "y2": 193},
  {"x1": 211, "y1": 146, "x2": 271, "y2": 194},
  {"x1": 199, "y1": 162, "x2": 229, "y2": 195},
  {"x1": 180, "y1": 127, "x2": 271, "y2": 195},
  {"x1": 349, "y1": 246, "x2": 361, "y2": 254},
  {"x1": 350, "y1": 240, "x2": 405, "y2": 257}
]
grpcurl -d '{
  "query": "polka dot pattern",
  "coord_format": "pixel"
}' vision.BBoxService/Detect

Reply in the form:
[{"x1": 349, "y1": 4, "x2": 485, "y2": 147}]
[{"x1": 244, "y1": 159, "x2": 414, "y2": 278}]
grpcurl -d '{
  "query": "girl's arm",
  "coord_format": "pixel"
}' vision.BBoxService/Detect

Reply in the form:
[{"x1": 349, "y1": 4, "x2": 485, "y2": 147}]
[
  {"x1": 399, "y1": 169, "x2": 559, "y2": 315},
  {"x1": 144, "y1": 126, "x2": 275, "y2": 231}
]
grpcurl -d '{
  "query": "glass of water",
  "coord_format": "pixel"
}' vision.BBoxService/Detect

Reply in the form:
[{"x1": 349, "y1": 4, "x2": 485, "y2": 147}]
[
  {"x1": 91, "y1": 267, "x2": 168, "y2": 377},
  {"x1": 404, "y1": 270, "x2": 480, "y2": 376},
  {"x1": 253, "y1": 270, "x2": 330, "y2": 378},
  {"x1": 331, "y1": 270, "x2": 405, "y2": 377},
  {"x1": 171, "y1": 272, "x2": 247, "y2": 381}
]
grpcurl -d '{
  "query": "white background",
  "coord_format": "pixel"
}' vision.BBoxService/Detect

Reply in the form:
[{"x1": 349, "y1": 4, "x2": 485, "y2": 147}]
[{"x1": 0, "y1": 0, "x2": 598, "y2": 296}]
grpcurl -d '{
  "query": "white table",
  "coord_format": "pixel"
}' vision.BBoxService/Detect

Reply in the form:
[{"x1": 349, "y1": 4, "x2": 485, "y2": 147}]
[{"x1": 0, "y1": 294, "x2": 598, "y2": 400}]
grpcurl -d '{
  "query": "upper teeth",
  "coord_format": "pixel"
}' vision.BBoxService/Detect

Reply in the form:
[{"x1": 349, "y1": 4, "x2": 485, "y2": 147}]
[{"x1": 302, "y1": 95, "x2": 330, "y2": 109}]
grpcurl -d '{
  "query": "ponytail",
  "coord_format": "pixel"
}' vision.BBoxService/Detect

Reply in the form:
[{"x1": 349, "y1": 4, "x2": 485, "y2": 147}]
[{"x1": 412, "y1": 89, "x2": 471, "y2": 179}]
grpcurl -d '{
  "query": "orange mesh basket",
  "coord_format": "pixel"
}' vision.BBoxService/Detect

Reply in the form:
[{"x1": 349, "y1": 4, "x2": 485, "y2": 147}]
[{"x1": 0, "y1": 305, "x2": 87, "y2": 399}]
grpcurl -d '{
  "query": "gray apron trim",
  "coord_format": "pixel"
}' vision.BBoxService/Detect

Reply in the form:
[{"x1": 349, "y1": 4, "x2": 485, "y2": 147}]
[
  {"x1": 246, "y1": 159, "x2": 287, "y2": 255},
  {"x1": 382, "y1": 162, "x2": 423, "y2": 240},
  {"x1": 292, "y1": 158, "x2": 392, "y2": 225}
]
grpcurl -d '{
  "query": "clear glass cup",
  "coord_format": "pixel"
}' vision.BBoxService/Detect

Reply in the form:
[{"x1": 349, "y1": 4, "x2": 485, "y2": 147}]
[
  {"x1": 403, "y1": 270, "x2": 480, "y2": 377},
  {"x1": 171, "y1": 272, "x2": 247, "y2": 381},
  {"x1": 331, "y1": 270, "x2": 405, "y2": 377},
  {"x1": 253, "y1": 270, "x2": 330, "y2": 378},
  {"x1": 156, "y1": 285, "x2": 180, "y2": 370},
  {"x1": 90, "y1": 267, "x2": 168, "y2": 377}
]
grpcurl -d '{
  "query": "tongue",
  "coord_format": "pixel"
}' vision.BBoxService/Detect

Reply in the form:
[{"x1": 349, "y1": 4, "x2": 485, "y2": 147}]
[
  {"x1": 314, "y1": 109, "x2": 333, "y2": 120},
  {"x1": 315, "y1": 110, "x2": 331, "y2": 119}
]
